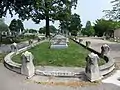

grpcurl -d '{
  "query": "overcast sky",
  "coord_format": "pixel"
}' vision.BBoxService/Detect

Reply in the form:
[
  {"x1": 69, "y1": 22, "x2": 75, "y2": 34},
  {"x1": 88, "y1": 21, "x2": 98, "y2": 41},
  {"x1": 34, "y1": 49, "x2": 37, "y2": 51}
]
[{"x1": 4, "y1": 0, "x2": 112, "y2": 30}]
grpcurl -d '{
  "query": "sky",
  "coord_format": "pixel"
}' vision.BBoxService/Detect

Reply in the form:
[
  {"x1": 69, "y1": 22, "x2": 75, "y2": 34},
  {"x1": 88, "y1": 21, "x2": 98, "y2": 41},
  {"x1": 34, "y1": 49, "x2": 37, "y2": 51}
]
[{"x1": 4, "y1": 0, "x2": 112, "y2": 30}]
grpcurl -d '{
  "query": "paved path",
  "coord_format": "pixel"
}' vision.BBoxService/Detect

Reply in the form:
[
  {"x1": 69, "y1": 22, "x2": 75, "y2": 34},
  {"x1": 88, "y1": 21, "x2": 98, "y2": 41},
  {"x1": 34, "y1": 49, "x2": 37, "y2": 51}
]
[
  {"x1": 0, "y1": 38, "x2": 120, "y2": 90},
  {"x1": 0, "y1": 63, "x2": 120, "y2": 90}
]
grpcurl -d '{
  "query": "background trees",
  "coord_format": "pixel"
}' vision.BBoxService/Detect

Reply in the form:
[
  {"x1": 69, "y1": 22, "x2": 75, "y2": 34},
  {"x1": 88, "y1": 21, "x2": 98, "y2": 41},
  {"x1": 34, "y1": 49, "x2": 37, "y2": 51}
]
[
  {"x1": 0, "y1": 0, "x2": 78, "y2": 37},
  {"x1": 39, "y1": 25, "x2": 58, "y2": 34},
  {"x1": 104, "y1": 0, "x2": 120, "y2": 20},
  {"x1": 32, "y1": 0, "x2": 78, "y2": 37},
  {"x1": 81, "y1": 21, "x2": 95, "y2": 36},
  {"x1": 94, "y1": 19, "x2": 120, "y2": 37},
  {"x1": 9, "y1": 19, "x2": 24, "y2": 37},
  {"x1": 59, "y1": 13, "x2": 82, "y2": 36}
]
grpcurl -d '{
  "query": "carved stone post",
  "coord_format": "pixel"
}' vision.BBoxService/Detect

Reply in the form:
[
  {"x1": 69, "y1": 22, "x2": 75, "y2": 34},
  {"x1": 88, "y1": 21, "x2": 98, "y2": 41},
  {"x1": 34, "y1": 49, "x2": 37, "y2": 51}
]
[
  {"x1": 101, "y1": 44, "x2": 110, "y2": 56},
  {"x1": 85, "y1": 52, "x2": 102, "y2": 82},
  {"x1": 21, "y1": 51, "x2": 35, "y2": 79},
  {"x1": 11, "y1": 42, "x2": 18, "y2": 52}
]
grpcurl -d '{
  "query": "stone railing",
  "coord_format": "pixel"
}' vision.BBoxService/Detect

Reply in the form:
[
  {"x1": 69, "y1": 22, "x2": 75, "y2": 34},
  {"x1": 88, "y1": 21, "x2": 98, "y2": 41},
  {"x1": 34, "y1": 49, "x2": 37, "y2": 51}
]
[
  {"x1": 4, "y1": 40, "x2": 46, "y2": 73},
  {"x1": 71, "y1": 38, "x2": 115, "y2": 76},
  {"x1": 4, "y1": 37, "x2": 115, "y2": 77}
]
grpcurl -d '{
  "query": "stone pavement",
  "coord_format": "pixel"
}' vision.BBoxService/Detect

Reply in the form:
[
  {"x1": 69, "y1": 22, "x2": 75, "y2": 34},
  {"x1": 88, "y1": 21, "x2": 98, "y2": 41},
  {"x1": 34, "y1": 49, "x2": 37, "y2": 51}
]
[{"x1": 0, "y1": 37, "x2": 120, "y2": 90}]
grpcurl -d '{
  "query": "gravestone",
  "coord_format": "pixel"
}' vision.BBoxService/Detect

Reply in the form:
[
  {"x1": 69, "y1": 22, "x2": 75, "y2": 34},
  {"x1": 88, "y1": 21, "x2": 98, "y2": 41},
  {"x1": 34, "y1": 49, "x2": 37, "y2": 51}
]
[
  {"x1": 101, "y1": 44, "x2": 110, "y2": 56},
  {"x1": 50, "y1": 35, "x2": 68, "y2": 49},
  {"x1": 21, "y1": 51, "x2": 35, "y2": 79},
  {"x1": 85, "y1": 52, "x2": 101, "y2": 82}
]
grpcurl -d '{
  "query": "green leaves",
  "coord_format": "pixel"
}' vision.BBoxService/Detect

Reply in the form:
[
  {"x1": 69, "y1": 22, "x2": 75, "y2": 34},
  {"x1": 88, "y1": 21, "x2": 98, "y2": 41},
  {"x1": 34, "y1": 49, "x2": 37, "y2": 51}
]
[
  {"x1": 81, "y1": 21, "x2": 95, "y2": 36},
  {"x1": 104, "y1": 0, "x2": 120, "y2": 20},
  {"x1": 94, "y1": 19, "x2": 120, "y2": 37},
  {"x1": 9, "y1": 19, "x2": 24, "y2": 35}
]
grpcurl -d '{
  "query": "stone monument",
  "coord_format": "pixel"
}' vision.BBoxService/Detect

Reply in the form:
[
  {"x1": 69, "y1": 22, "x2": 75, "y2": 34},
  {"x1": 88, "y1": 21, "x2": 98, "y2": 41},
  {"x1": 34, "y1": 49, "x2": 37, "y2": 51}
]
[
  {"x1": 21, "y1": 51, "x2": 35, "y2": 78},
  {"x1": 85, "y1": 52, "x2": 101, "y2": 82},
  {"x1": 101, "y1": 44, "x2": 110, "y2": 56},
  {"x1": 50, "y1": 34, "x2": 68, "y2": 49}
]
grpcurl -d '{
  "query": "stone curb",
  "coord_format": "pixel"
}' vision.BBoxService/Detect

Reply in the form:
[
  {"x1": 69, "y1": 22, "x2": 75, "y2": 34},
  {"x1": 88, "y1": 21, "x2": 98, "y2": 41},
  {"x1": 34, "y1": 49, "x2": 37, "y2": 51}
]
[{"x1": 72, "y1": 38, "x2": 115, "y2": 76}]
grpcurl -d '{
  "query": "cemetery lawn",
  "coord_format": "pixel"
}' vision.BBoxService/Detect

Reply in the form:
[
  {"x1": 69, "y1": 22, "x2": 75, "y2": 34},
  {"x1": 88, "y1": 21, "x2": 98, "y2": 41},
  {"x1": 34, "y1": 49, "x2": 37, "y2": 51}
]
[{"x1": 12, "y1": 40, "x2": 105, "y2": 67}]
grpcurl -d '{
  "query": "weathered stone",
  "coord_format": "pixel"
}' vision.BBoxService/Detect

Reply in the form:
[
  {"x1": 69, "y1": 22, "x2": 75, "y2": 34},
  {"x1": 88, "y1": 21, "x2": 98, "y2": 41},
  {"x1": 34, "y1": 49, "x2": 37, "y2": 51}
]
[
  {"x1": 11, "y1": 42, "x2": 18, "y2": 52},
  {"x1": 50, "y1": 35, "x2": 68, "y2": 49},
  {"x1": 21, "y1": 51, "x2": 35, "y2": 79},
  {"x1": 101, "y1": 44, "x2": 110, "y2": 56},
  {"x1": 85, "y1": 52, "x2": 101, "y2": 82}
]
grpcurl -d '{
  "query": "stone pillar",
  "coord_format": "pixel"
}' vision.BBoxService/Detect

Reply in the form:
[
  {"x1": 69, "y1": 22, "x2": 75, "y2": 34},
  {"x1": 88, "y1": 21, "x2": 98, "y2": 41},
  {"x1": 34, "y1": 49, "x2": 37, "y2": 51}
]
[
  {"x1": 101, "y1": 44, "x2": 110, "y2": 56},
  {"x1": 11, "y1": 42, "x2": 18, "y2": 52},
  {"x1": 21, "y1": 51, "x2": 35, "y2": 79},
  {"x1": 85, "y1": 52, "x2": 101, "y2": 82}
]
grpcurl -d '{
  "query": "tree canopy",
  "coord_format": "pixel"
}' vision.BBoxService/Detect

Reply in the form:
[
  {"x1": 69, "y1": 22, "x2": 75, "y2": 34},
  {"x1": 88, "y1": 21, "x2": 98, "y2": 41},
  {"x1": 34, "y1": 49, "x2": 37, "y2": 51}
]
[
  {"x1": 103, "y1": 0, "x2": 120, "y2": 20},
  {"x1": 0, "y1": 0, "x2": 78, "y2": 37},
  {"x1": 81, "y1": 21, "x2": 95, "y2": 36},
  {"x1": 39, "y1": 25, "x2": 58, "y2": 34},
  {"x1": 60, "y1": 13, "x2": 82, "y2": 36},
  {"x1": 94, "y1": 19, "x2": 120, "y2": 37}
]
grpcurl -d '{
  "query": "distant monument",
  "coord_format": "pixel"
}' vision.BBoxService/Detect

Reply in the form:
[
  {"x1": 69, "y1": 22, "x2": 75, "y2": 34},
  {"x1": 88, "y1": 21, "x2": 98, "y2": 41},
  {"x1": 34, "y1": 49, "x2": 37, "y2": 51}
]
[
  {"x1": 21, "y1": 51, "x2": 35, "y2": 79},
  {"x1": 85, "y1": 52, "x2": 102, "y2": 82},
  {"x1": 50, "y1": 34, "x2": 68, "y2": 49}
]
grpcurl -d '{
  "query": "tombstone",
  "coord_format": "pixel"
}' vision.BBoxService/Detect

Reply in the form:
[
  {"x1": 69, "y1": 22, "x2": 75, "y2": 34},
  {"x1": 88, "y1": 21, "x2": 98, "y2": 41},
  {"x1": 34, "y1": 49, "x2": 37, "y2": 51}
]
[
  {"x1": 85, "y1": 52, "x2": 101, "y2": 82},
  {"x1": 101, "y1": 44, "x2": 110, "y2": 56},
  {"x1": 21, "y1": 51, "x2": 35, "y2": 79},
  {"x1": 11, "y1": 42, "x2": 18, "y2": 52},
  {"x1": 50, "y1": 34, "x2": 68, "y2": 49}
]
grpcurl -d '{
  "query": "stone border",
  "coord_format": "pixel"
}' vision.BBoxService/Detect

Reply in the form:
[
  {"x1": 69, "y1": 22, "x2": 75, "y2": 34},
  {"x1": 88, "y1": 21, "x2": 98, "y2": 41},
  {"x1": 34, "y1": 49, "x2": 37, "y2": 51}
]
[
  {"x1": 4, "y1": 38, "x2": 115, "y2": 77},
  {"x1": 4, "y1": 40, "x2": 46, "y2": 73},
  {"x1": 72, "y1": 38, "x2": 115, "y2": 76}
]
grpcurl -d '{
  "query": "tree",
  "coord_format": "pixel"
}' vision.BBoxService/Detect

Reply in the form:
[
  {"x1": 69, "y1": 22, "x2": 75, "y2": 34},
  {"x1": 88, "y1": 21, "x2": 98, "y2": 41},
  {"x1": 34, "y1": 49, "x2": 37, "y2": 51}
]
[
  {"x1": 103, "y1": 0, "x2": 120, "y2": 20},
  {"x1": 59, "y1": 13, "x2": 82, "y2": 36},
  {"x1": 69, "y1": 13, "x2": 82, "y2": 36},
  {"x1": 81, "y1": 21, "x2": 95, "y2": 36},
  {"x1": 39, "y1": 25, "x2": 57, "y2": 34},
  {"x1": 94, "y1": 19, "x2": 120, "y2": 37},
  {"x1": 0, "y1": 0, "x2": 35, "y2": 18},
  {"x1": 9, "y1": 19, "x2": 24, "y2": 36},
  {"x1": 0, "y1": 18, "x2": 9, "y2": 43},
  {"x1": 32, "y1": 0, "x2": 78, "y2": 37},
  {"x1": 0, "y1": 0, "x2": 78, "y2": 37}
]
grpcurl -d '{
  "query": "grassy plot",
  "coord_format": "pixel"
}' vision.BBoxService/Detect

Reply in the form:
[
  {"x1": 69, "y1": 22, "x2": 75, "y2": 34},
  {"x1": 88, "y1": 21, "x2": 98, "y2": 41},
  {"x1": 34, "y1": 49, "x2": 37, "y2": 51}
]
[{"x1": 12, "y1": 40, "x2": 105, "y2": 67}]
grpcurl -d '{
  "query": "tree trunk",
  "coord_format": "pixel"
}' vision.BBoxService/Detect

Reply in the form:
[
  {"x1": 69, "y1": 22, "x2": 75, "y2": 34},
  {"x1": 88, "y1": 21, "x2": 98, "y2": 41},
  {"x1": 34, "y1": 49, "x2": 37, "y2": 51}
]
[
  {"x1": 45, "y1": 1, "x2": 50, "y2": 38},
  {"x1": 46, "y1": 15, "x2": 50, "y2": 37}
]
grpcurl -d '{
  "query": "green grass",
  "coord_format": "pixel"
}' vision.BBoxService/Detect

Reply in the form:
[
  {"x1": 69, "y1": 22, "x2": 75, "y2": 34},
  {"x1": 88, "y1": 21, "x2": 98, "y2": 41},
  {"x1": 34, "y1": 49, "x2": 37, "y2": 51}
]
[{"x1": 12, "y1": 40, "x2": 105, "y2": 67}]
